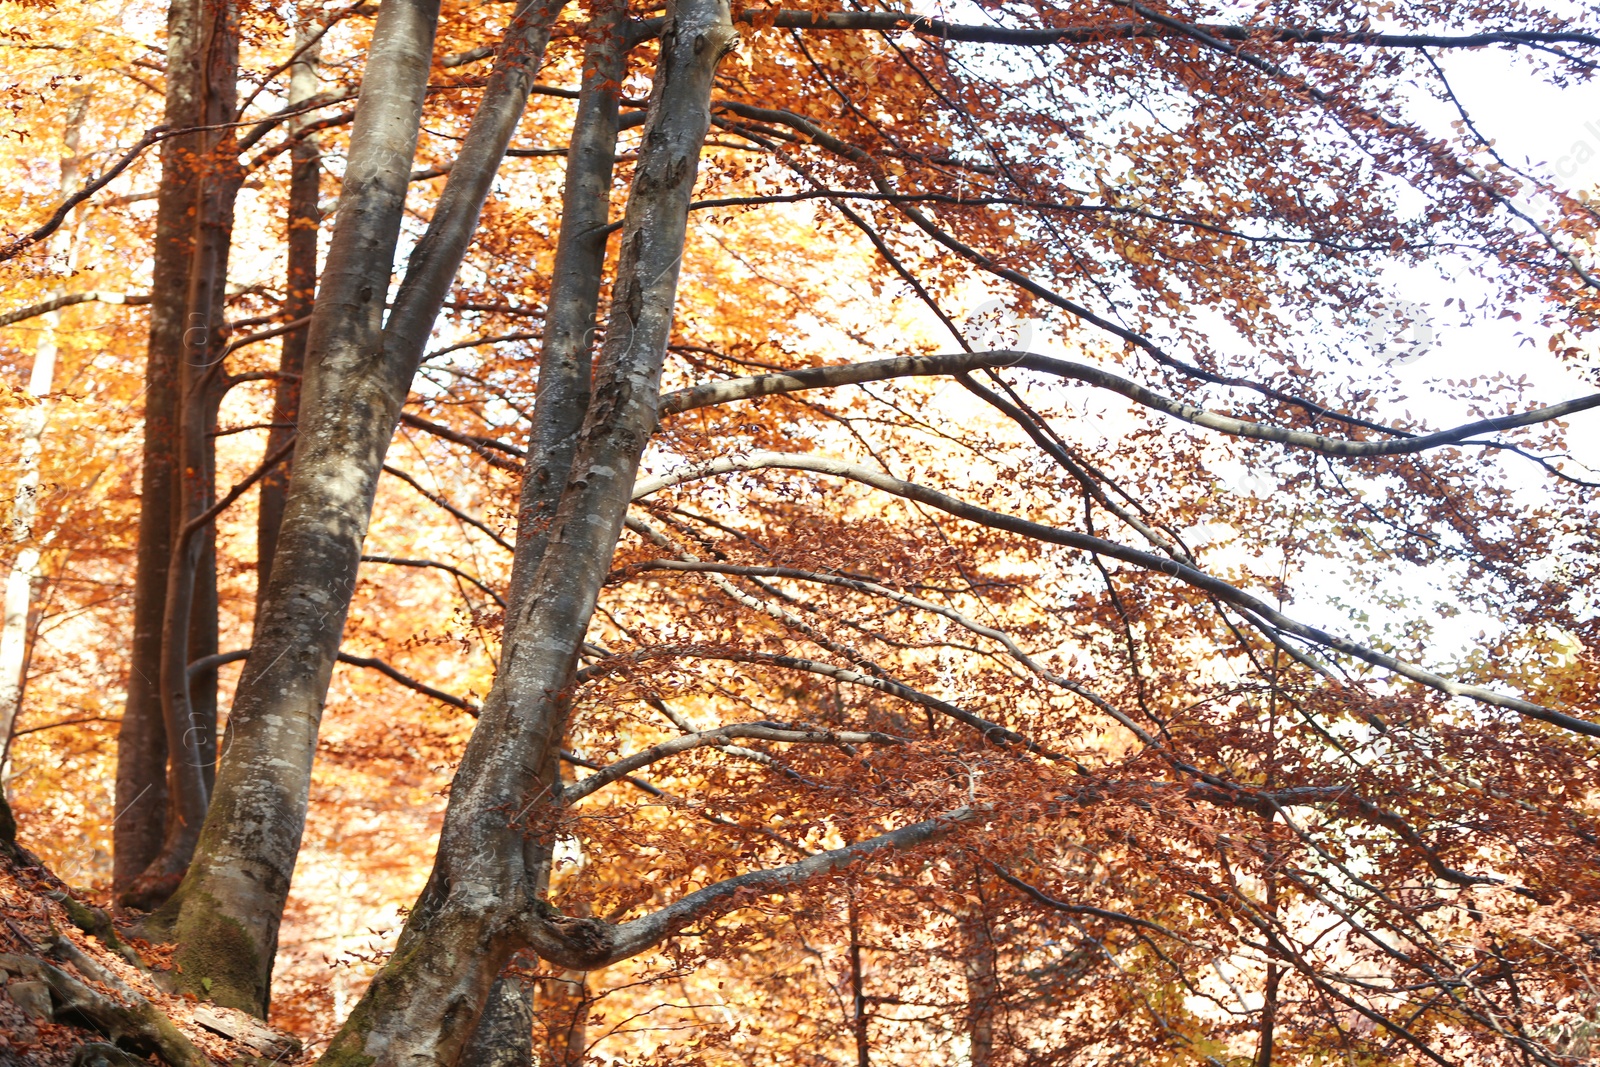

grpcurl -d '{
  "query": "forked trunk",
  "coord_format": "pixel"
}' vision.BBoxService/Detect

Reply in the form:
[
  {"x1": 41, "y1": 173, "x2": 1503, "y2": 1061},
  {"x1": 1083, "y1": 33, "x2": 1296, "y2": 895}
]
[
  {"x1": 113, "y1": 0, "x2": 204, "y2": 895},
  {"x1": 152, "y1": 0, "x2": 566, "y2": 1014},
  {"x1": 315, "y1": 1, "x2": 736, "y2": 1059}
]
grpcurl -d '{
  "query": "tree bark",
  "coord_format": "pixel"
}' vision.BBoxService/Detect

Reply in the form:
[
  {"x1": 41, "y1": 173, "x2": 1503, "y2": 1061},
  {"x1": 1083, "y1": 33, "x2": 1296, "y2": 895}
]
[
  {"x1": 151, "y1": 0, "x2": 569, "y2": 1015},
  {"x1": 257, "y1": 6, "x2": 323, "y2": 611},
  {"x1": 314, "y1": 1, "x2": 736, "y2": 1058},
  {"x1": 504, "y1": 0, "x2": 627, "y2": 617},
  {"x1": 960, "y1": 896, "x2": 997, "y2": 1067},
  {"x1": 118, "y1": 0, "x2": 241, "y2": 912},
  {"x1": 459, "y1": 971, "x2": 535, "y2": 1067},
  {"x1": 113, "y1": 0, "x2": 204, "y2": 897}
]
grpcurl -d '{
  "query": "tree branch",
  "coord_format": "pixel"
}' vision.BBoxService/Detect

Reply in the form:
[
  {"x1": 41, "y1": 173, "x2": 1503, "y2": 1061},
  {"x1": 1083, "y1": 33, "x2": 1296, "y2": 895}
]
[
  {"x1": 381, "y1": 463, "x2": 515, "y2": 552},
  {"x1": 631, "y1": 451, "x2": 1600, "y2": 738},
  {"x1": 0, "y1": 291, "x2": 150, "y2": 329},
  {"x1": 361, "y1": 553, "x2": 506, "y2": 607},
  {"x1": 659, "y1": 351, "x2": 1600, "y2": 459},
  {"x1": 525, "y1": 806, "x2": 980, "y2": 968},
  {"x1": 564, "y1": 721, "x2": 905, "y2": 803},
  {"x1": 187, "y1": 648, "x2": 479, "y2": 712}
]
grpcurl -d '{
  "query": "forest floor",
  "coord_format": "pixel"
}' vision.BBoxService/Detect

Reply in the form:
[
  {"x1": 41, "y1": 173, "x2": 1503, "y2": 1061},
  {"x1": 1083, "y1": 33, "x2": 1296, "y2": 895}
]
[{"x1": 0, "y1": 801, "x2": 304, "y2": 1066}]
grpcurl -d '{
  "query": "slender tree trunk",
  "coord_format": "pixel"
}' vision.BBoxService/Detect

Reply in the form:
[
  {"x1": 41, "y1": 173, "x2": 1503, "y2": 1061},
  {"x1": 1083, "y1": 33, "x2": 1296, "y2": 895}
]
[
  {"x1": 534, "y1": 969, "x2": 590, "y2": 1067},
  {"x1": 504, "y1": 0, "x2": 627, "y2": 617},
  {"x1": 315, "y1": 2, "x2": 736, "y2": 1058},
  {"x1": 152, "y1": 0, "x2": 568, "y2": 1015},
  {"x1": 119, "y1": 0, "x2": 241, "y2": 911},
  {"x1": 257, "y1": 7, "x2": 323, "y2": 610},
  {"x1": 960, "y1": 900, "x2": 998, "y2": 1067},
  {"x1": 0, "y1": 90, "x2": 92, "y2": 777},
  {"x1": 114, "y1": 0, "x2": 204, "y2": 897},
  {"x1": 848, "y1": 893, "x2": 870, "y2": 1067}
]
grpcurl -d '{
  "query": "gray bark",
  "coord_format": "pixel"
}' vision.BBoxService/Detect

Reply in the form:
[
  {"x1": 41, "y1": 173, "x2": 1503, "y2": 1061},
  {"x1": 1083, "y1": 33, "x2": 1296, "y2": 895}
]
[
  {"x1": 113, "y1": 0, "x2": 203, "y2": 897},
  {"x1": 257, "y1": 5, "x2": 324, "y2": 612},
  {"x1": 504, "y1": 0, "x2": 628, "y2": 617},
  {"x1": 458, "y1": 973, "x2": 535, "y2": 1067},
  {"x1": 153, "y1": 0, "x2": 571, "y2": 1016},
  {"x1": 658, "y1": 349, "x2": 1600, "y2": 456}
]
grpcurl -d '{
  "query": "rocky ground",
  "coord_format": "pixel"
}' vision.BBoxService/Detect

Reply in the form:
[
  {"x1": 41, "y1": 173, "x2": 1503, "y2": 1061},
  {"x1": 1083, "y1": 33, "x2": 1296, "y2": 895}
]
[{"x1": 0, "y1": 798, "x2": 303, "y2": 1067}]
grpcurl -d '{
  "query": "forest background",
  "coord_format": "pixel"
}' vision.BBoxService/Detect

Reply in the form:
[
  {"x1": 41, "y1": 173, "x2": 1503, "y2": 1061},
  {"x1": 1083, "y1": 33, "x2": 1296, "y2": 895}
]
[{"x1": 0, "y1": 0, "x2": 1597, "y2": 1062}]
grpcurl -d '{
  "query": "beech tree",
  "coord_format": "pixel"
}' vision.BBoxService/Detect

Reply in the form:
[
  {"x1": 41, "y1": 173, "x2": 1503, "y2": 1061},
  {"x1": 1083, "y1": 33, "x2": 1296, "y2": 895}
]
[{"x1": 2, "y1": 0, "x2": 1600, "y2": 1062}]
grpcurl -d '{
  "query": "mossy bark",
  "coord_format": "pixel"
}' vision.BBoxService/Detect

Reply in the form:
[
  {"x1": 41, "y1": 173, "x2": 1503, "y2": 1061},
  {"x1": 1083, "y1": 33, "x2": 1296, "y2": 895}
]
[{"x1": 143, "y1": 885, "x2": 262, "y2": 1015}]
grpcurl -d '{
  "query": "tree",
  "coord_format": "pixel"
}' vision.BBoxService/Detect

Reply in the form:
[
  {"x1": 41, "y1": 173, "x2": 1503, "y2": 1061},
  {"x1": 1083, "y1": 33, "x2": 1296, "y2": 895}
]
[{"x1": 2, "y1": 0, "x2": 1599, "y2": 1062}]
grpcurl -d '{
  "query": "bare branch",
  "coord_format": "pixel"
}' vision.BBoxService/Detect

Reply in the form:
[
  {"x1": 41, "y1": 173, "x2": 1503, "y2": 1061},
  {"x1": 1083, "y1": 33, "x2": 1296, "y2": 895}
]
[
  {"x1": 187, "y1": 648, "x2": 478, "y2": 713},
  {"x1": 400, "y1": 411, "x2": 525, "y2": 471},
  {"x1": 361, "y1": 553, "x2": 506, "y2": 607},
  {"x1": 526, "y1": 806, "x2": 980, "y2": 968},
  {"x1": 659, "y1": 351, "x2": 1600, "y2": 459},
  {"x1": 564, "y1": 721, "x2": 905, "y2": 803},
  {"x1": 0, "y1": 291, "x2": 150, "y2": 329},
  {"x1": 631, "y1": 451, "x2": 1600, "y2": 737},
  {"x1": 0, "y1": 126, "x2": 169, "y2": 264},
  {"x1": 381, "y1": 463, "x2": 515, "y2": 552}
]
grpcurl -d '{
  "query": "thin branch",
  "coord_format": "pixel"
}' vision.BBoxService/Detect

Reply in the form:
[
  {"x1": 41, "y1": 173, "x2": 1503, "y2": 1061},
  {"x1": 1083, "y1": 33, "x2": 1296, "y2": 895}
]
[
  {"x1": 381, "y1": 463, "x2": 515, "y2": 552},
  {"x1": 0, "y1": 291, "x2": 150, "y2": 329},
  {"x1": 0, "y1": 126, "x2": 169, "y2": 263},
  {"x1": 400, "y1": 410, "x2": 526, "y2": 469},
  {"x1": 659, "y1": 351, "x2": 1600, "y2": 459},
  {"x1": 187, "y1": 648, "x2": 478, "y2": 712},
  {"x1": 564, "y1": 721, "x2": 905, "y2": 803},
  {"x1": 632, "y1": 451, "x2": 1600, "y2": 738},
  {"x1": 360, "y1": 554, "x2": 506, "y2": 607}
]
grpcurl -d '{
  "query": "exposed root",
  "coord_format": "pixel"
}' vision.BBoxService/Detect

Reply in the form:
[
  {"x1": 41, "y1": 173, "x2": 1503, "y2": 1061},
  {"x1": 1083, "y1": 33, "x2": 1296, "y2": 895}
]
[
  {"x1": 45, "y1": 893, "x2": 148, "y2": 971},
  {"x1": 0, "y1": 952, "x2": 211, "y2": 1067}
]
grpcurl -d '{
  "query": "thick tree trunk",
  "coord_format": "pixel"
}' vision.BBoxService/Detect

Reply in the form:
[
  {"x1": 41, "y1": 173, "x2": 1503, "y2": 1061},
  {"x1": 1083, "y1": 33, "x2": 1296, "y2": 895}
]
[
  {"x1": 120, "y1": 0, "x2": 241, "y2": 912},
  {"x1": 257, "y1": 8, "x2": 322, "y2": 609},
  {"x1": 314, "y1": 2, "x2": 736, "y2": 1060},
  {"x1": 152, "y1": 0, "x2": 567, "y2": 1015},
  {"x1": 459, "y1": 972, "x2": 535, "y2": 1067},
  {"x1": 113, "y1": 0, "x2": 204, "y2": 897},
  {"x1": 0, "y1": 90, "x2": 91, "y2": 774}
]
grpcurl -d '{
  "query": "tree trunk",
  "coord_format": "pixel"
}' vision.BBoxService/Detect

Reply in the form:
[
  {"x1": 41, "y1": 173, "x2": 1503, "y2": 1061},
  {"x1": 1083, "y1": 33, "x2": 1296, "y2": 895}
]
[
  {"x1": 151, "y1": 0, "x2": 568, "y2": 1015},
  {"x1": 534, "y1": 970, "x2": 590, "y2": 1067},
  {"x1": 848, "y1": 894, "x2": 870, "y2": 1067},
  {"x1": 119, "y1": 0, "x2": 241, "y2": 912},
  {"x1": 504, "y1": 0, "x2": 627, "y2": 618},
  {"x1": 113, "y1": 0, "x2": 204, "y2": 897},
  {"x1": 314, "y1": 2, "x2": 736, "y2": 1059},
  {"x1": 0, "y1": 89, "x2": 92, "y2": 776},
  {"x1": 960, "y1": 900, "x2": 998, "y2": 1067},
  {"x1": 459, "y1": 972, "x2": 535, "y2": 1067},
  {"x1": 257, "y1": 6, "x2": 323, "y2": 611}
]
